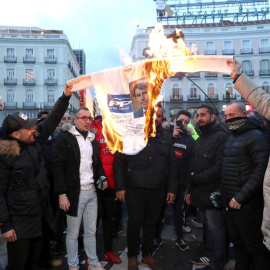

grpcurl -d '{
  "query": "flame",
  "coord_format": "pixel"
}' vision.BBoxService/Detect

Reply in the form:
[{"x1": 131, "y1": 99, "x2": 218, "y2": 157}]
[{"x1": 144, "y1": 22, "x2": 192, "y2": 140}]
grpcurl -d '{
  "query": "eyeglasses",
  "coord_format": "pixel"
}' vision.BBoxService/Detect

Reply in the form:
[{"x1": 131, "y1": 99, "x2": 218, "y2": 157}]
[
  {"x1": 62, "y1": 117, "x2": 71, "y2": 120},
  {"x1": 76, "y1": 116, "x2": 92, "y2": 121}
]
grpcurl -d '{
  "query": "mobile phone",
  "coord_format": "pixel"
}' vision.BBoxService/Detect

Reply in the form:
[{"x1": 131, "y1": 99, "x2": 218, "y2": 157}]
[{"x1": 176, "y1": 120, "x2": 184, "y2": 130}]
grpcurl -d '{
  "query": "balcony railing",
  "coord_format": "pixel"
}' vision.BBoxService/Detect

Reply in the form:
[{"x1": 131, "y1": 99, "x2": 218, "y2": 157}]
[
  {"x1": 170, "y1": 95, "x2": 183, "y2": 101},
  {"x1": 208, "y1": 94, "x2": 218, "y2": 100},
  {"x1": 223, "y1": 74, "x2": 231, "y2": 77},
  {"x1": 45, "y1": 78, "x2": 57, "y2": 86},
  {"x1": 4, "y1": 102, "x2": 17, "y2": 109},
  {"x1": 23, "y1": 79, "x2": 36, "y2": 86},
  {"x1": 43, "y1": 102, "x2": 55, "y2": 109},
  {"x1": 4, "y1": 78, "x2": 17, "y2": 85},
  {"x1": 242, "y1": 70, "x2": 254, "y2": 76},
  {"x1": 204, "y1": 50, "x2": 216, "y2": 55},
  {"x1": 23, "y1": 102, "x2": 36, "y2": 109},
  {"x1": 222, "y1": 49, "x2": 234, "y2": 55},
  {"x1": 23, "y1": 56, "x2": 36, "y2": 63},
  {"x1": 4, "y1": 56, "x2": 17, "y2": 63},
  {"x1": 259, "y1": 70, "x2": 270, "y2": 76},
  {"x1": 44, "y1": 57, "x2": 57, "y2": 64},
  {"x1": 186, "y1": 72, "x2": 200, "y2": 78},
  {"x1": 205, "y1": 73, "x2": 218, "y2": 78},
  {"x1": 187, "y1": 95, "x2": 201, "y2": 101},
  {"x1": 223, "y1": 94, "x2": 236, "y2": 100},
  {"x1": 259, "y1": 47, "x2": 270, "y2": 54},
  {"x1": 241, "y1": 48, "x2": 253, "y2": 54}
]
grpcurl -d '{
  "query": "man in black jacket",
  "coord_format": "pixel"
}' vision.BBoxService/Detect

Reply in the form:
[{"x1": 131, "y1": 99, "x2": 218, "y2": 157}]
[
  {"x1": 0, "y1": 86, "x2": 72, "y2": 270},
  {"x1": 187, "y1": 105, "x2": 228, "y2": 270},
  {"x1": 113, "y1": 119, "x2": 178, "y2": 270},
  {"x1": 53, "y1": 107, "x2": 106, "y2": 270},
  {"x1": 221, "y1": 101, "x2": 270, "y2": 270}
]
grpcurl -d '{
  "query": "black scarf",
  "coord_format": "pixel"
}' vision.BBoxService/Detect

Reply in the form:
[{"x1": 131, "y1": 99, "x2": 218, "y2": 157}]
[{"x1": 225, "y1": 117, "x2": 248, "y2": 131}]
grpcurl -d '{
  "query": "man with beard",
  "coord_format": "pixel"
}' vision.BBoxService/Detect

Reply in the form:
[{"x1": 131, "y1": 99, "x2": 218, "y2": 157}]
[
  {"x1": 0, "y1": 85, "x2": 72, "y2": 270},
  {"x1": 221, "y1": 101, "x2": 270, "y2": 269},
  {"x1": 187, "y1": 105, "x2": 228, "y2": 270}
]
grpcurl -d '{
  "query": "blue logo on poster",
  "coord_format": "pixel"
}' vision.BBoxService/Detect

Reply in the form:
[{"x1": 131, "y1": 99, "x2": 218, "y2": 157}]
[{"x1": 108, "y1": 94, "x2": 133, "y2": 113}]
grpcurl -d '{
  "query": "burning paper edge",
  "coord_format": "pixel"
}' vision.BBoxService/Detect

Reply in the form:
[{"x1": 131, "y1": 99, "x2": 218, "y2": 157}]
[{"x1": 67, "y1": 55, "x2": 233, "y2": 92}]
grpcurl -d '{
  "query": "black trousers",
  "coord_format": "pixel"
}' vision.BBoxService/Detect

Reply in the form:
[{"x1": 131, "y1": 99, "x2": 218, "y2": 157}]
[
  {"x1": 126, "y1": 187, "x2": 166, "y2": 257},
  {"x1": 99, "y1": 188, "x2": 117, "y2": 253},
  {"x1": 7, "y1": 238, "x2": 42, "y2": 270},
  {"x1": 225, "y1": 208, "x2": 270, "y2": 270}
]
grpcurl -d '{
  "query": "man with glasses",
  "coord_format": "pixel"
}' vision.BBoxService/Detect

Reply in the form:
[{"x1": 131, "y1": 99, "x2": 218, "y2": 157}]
[{"x1": 53, "y1": 107, "x2": 107, "y2": 270}]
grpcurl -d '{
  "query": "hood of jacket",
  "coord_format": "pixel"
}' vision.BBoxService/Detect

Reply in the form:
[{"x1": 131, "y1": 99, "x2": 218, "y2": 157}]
[{"x1": 0, "y1": 139, "x2": 20, "y2": 156}]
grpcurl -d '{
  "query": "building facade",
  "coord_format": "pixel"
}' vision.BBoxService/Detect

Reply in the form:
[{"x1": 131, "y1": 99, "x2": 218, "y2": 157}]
[
  {"x1": 0, "y1": 26, "x2": 81, "y2": 123},
  {"x1": 129, "y1": 1, "x2": 270, "y2": 119}
]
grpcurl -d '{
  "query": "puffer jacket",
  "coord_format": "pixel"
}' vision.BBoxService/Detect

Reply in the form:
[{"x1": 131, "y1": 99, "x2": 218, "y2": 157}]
[
  {"x1": 0, "y1": 94, "x2": 70, "y2": 238},
  {"x1": 234, "y1": 73, "x2": 270, "y2": 250},
  {"x1": 189, "y1": 122, "x2": 228, "y2": 209},
  {"x1": 221, "y1": 117, "x2": 270, "y2": 209},
  {"x1": 113, "y1": 124, "x2": 178, "y2": 194}
]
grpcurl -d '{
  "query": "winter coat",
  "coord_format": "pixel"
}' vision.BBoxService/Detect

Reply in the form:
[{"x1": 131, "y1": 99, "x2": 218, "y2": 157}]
[
  {"x1": 189, "y1": 122, "x2": 228, "y2": 209},
  {"x1": 113, "y1": 125, "x2": 178, "y2": 194},
  {"x1": 221, "y1": 117, "x2": 270, "y2": 209},
  {"x1": 233, "y1": 73, "x2": 270, "y2": 250},
  {"x1": 53, "y1": 125, "x2": 104, "y2": 217},
  {"x1": 91, "y1": 120, "x2": 115, "y2": 189},
  {"x1": 0, "y1": 94, "x2": 70, "y2": 238}
]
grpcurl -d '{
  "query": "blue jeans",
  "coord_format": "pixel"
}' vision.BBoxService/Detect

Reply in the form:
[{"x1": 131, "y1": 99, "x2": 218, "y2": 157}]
[
  {"x1": 199, "y1": 209, "x2": 226, "y2": 270},
  {"x1": 0, "y1": 229, "x2": 7, "y2": 270},
  {"x1": 66, "y1": 189, "x2": 98, "y2": 269}
]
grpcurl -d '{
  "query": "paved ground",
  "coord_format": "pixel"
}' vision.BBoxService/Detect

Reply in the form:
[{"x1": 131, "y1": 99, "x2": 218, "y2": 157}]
[{"x1": 41, "y1": 205, "x2": 235, "y2": 270}]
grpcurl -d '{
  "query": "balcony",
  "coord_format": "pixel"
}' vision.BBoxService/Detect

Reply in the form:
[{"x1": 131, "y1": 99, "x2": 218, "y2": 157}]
[
  {"x1": 242, "y1": 70, "x2": 254, "y2": 76},
  {"x1": 187, "y1": 95, "x2": 201, "y2": 101},
  {"x1": 222, "y1": 49, "x2": 234, "y2": 55},
  {"x1": 45, "y1": 57, "x2": 57, "y2": 64},
  {"x1": 4, "y1": 102, "x2": 17, "y2": 109},
  {"x1": 23, "y1": 102, "x2": 36, "y2": 109},
  {"x1": 4, "y1": 78, "x2": 17, "y2": 85},
  {"x1": 45, "y1": 78, "x2": 57, "y2": 86},
  {"x1": 170, "y1": 95, "x2": 183, "y2": 101},
  {"x1": 23, "y1": 56, "x2": 36, "y2": 63},
  {"x1": 186, "y1": 72, "x2": 200, "y2": 78},
  {"x1": 205, "y1": 73, "x2": 218, "y2": 78},
  {"x1": 223, "y1": 94, "x2": 236, "y2": 100},
  {"x1": 259, "y1": 70, "x2": 270, "y2": 76},
  {"x1": 223, "y1": 74, "x2": 231, "y2": 77},
  {"x1": 23, "y1": 79, "x2": 36, "y2": 86},
  {"x1": 204, "y1": 50, "x2": 216, "y2": 55},
  {"x1": 4, "y1": 56, "x2": 17, "y2": 63},
  {"x1": 43, "y1": 102, "x2": 55, "y2": 109},
  {"x1": 241, "y1": 48, "x2": 253, "y2": 54},
  {"x1": 208, "y1": 94, "x2": 218, "y2": 100},
  {"x1": 259, "y1": 47, "x2": 270, "y2": 54}
]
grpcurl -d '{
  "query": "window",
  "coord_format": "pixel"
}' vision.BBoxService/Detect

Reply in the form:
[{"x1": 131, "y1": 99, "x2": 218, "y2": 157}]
[
  {"x1": 6, "y1": 69, "x2": 15, "y2": 80},
  {"x1": 25, "y1": 49, "x2": 33, "y2": 58},
  {"x1": 261, "y1": 39, "x2": 269, "y2": 48},
  {"x1": 242, "y1": 40, "x2": 251, "y2": 49},
  {"x1": 242, "y1": 60, "x2": 251, "y2": 72},
  {"x1": 25, "y1": 69, "x2": 33, "y2": 81},
  {"x1": 172, "y1": 84, "x2": 180, "y2": 98},
  {"x1": 7, "y1": 90, "x2": 15, "y2": 102},
  {"x1": 260, "y1": 60, "x2": 269, "y2": 71},
  {"x1": 190, "y1": 84, "x2": 197, "y2": 97},
  {"x1": 25, "y1": 90, "x2": 34, "y2": 102},
  {"x1": 207, "y1": 83, "x2": 215, "y2": 97},
  {"x1": 6, "y1": 48, "x2": 15, "y2": 57},
  {"x1": 262, "y1": 82, "x2": 270, "y2": 93},
  {"x1": 224, "y1": 41, "x2": 232, "y2": 50},
  {"x1": 47, "y1": 90, "x2": 55, "y2": 103},
  {"x1": 47, "y1": 69, "x2": 55, "y2": 80},
  {"x1": 47, "y1": 49, "x2": 55, "y2": 59},
  {"x1": 225, "y1": 83, "x2": 233, "y2": 97},
  {"x1": 206, "y1": 42, "x2": 214, "y2": 51}
]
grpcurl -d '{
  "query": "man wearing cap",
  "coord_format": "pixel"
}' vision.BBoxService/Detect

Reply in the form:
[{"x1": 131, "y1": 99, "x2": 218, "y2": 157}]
[{"x1": 0, "y1": 86, "x2": 72, "y2": 270}]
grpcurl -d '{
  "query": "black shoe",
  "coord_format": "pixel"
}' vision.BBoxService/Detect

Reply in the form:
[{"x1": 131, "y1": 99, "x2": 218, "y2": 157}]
[
  {"x1": 190, "y1": 256, "x2": 210, "y2": 265},
  {"x1": 153, "y1": 238, "x2": 163, "y2": 251},
  {"x1": 175, "y1": 238, "x2": 189, "y2": 251}
]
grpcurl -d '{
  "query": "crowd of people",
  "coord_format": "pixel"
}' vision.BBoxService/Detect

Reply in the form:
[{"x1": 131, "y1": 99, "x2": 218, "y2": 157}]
[{"x1": 0, "y1": 59, "x2": 270, "y2": 270}]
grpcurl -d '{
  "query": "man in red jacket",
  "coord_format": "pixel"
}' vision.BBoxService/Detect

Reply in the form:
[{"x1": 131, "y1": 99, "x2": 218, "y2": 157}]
[{"x1": 91, "y1": 117, "x2": 122, "y2": 264}]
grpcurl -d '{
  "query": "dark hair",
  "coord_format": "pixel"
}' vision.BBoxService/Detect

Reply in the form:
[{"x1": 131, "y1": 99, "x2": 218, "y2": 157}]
[
  {"x1": 197, "y1": 104, "x2": 215, "y2": 115},
  {"x1": 130, "y1": 77, "x2": 150, "y2": 97},
  {"x1": 75, "y1": 107, "x2": 90, "y2": 118},
  {"x1": 37, "y1": 111, "x2": 49, "y2": 119},
  {"x1": 175, "y1": 110, "x2": 191, "y2": 120},
  {"x1": 94, "y1": 115, "x2": 102, "y2": 122}
]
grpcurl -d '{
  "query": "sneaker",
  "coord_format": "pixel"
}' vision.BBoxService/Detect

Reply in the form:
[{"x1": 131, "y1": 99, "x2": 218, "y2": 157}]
[
  {"x1": 103, "y1": 251, "x2": 122, "y2": 264},
  {"x1": 88, "y1": 262, "x2": 105, "y2": 270},
  {"x1": 186, "y1": 219, "x2": 203, "y2": 228},
  {"x1": 190, "y1": 256, "x2": 210, "y2": 265},
  {"x1": 175, "y1": 238, "x2": 190, "y2": 251},
  {"x1": 182, "y1": 225, "x2": 191, "y2": 233},
  {"x1": 153, "y1": 238, "x2": 163, "y2": 251}
]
